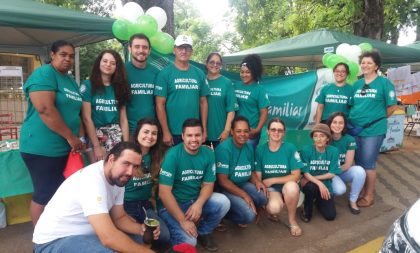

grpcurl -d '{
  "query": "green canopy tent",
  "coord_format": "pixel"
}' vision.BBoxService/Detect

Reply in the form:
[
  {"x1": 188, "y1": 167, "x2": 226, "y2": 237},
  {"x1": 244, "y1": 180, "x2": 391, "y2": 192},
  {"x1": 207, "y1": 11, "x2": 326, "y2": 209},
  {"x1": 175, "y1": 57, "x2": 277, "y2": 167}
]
[
  {"x1": 223, "y1": 28, "x2": 420, "y2": 68},
  {"x1": 0, "y1": 0, "x2": 115, "y2": 81}
]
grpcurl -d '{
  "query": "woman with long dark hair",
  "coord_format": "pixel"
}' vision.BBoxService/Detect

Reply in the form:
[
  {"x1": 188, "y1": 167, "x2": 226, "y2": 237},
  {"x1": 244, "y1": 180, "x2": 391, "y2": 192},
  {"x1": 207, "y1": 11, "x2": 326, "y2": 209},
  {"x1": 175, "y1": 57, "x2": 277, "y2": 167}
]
[
  {"x1": 81, "y1": 50, "x2": 130, "y2": 162},
  {"x1": 327, "y1": 112, "x2": 366, "y2": 214},
  {"x1": 124, "y1": 118, "x2": 170, "y2": 245}
]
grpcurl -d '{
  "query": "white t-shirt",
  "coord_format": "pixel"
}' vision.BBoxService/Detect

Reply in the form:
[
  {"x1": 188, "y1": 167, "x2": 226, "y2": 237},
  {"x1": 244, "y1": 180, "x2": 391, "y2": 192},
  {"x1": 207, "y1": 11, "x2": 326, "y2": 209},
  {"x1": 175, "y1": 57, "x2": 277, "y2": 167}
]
[{"x1": 33, "y1": 161, "x2": 125, "y2": 244}]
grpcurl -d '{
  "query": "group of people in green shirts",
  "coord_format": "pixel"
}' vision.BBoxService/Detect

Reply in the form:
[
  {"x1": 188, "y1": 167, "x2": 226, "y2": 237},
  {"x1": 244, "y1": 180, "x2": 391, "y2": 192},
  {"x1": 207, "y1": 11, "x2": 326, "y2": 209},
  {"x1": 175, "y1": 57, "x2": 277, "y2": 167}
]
[{"x1": 20, "y1": 32, "x2": 397, "y2": 252}]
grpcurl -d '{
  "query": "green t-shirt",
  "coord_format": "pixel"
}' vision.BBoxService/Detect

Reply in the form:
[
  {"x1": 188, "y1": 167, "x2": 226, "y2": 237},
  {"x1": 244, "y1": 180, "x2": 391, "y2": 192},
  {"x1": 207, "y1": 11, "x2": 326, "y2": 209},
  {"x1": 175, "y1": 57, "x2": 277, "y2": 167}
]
[
  {"x1": 126, "y1": 62, "x2": 159, "y2": 133},
  {"x1": 215, "y1": 137, "x2": 254, "y2": 186},
  {"x1": 154, "y1": 64, "x2": 210, "y2": 135},
  {"x1": 315, "y1": 83, "x2": 353, "y2": 121},
  {"x1": 124, "y1": 153, "x2": 153, "y2": 201},
  {"x1": 207, "y1": 76, "x2": 239, "y2": 141},
  {"x1": 300, "y1": 145, "x2": 341, "y2": 193},
  {"x1": 234, "y1": 81, "x2": 270, "y2": 129},
  {"x1": 348, "y1": 76, "x2": 397, "y2": 136},
  {"x1": 20, "y1": 64, "x2": 82, "y2": 157},
  {"x1": 158, "y1": 144, "x2": 216, "y2": 208},
  {"x1": 330, "y1": 134, "x2": 357, "y2": 165},
  {"x1": 80, "y1": 80, "x2": 119, "y2": 127},
  {"x1": 255, "y1": 142, "x2": 303, "y2": 188}
]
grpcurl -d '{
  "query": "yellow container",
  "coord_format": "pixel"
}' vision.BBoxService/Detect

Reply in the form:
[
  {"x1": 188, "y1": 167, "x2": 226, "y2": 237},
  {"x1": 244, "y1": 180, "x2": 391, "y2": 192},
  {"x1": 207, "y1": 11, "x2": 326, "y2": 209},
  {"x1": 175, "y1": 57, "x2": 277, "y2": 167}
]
[{"x1": 3, "y1": 193, "x2": 32, "y2": 225}]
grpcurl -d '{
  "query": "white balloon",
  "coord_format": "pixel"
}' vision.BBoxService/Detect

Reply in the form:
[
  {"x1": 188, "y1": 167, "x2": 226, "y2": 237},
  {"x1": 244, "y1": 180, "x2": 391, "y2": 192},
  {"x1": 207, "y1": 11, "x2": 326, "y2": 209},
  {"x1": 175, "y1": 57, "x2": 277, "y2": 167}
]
[
  {"x1": 320, "y1": 68, "x2": 335, "y2": 83},
  {"x1": 336, "y1": 43, "x2": 351, "y2": 57},
  {"x1": 121, "y1": 2, "x2": 144, "y2": 23},
  {"x1": 347, "y1": 45, "x2": 362, "y2": 63},
  {"x1": 146, "y1": 7, "x2": 167, "y2": 30}
]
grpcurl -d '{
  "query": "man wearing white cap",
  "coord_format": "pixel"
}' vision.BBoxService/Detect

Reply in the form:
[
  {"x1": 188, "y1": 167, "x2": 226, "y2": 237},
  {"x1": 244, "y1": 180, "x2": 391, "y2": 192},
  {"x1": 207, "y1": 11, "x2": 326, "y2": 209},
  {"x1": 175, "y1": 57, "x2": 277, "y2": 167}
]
[{"x1": 155, "y1": 34, "x2": 210, "y2": 146}]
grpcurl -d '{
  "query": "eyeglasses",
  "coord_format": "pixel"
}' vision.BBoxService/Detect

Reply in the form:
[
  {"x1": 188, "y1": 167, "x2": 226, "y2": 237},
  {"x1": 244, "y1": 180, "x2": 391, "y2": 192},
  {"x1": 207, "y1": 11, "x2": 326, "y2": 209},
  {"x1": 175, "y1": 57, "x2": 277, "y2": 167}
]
[
  {"x1": 176, "y1": 45, "x2": 193, "y2": 52},
  {"x1": 334, "y1": 70, "x2": 347, "y2": 74},
  {"x1": 360, "y1": 84, "x2": 369, "y2": 96},
  {"x1": 208, "y1": 60, "x2": 222, "y2": 66},
  {"x1": 269, "y1": 128, "x2": 285, "y2": 133}
]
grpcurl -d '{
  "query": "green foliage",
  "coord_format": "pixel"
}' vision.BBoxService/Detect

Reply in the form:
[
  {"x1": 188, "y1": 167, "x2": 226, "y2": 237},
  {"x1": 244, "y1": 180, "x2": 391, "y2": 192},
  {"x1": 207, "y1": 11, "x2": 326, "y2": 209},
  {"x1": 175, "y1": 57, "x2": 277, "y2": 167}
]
[{"x1": 174, "y1": 0, "x2": 223, "y2": 63}]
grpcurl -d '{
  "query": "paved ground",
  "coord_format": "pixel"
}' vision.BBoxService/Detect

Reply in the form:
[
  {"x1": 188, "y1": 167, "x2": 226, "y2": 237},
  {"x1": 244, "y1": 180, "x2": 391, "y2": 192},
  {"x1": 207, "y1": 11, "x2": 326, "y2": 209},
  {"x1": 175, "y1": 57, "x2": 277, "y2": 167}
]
[{"x1": 1, "y1": 136, "x2": 419, "y2": 253}]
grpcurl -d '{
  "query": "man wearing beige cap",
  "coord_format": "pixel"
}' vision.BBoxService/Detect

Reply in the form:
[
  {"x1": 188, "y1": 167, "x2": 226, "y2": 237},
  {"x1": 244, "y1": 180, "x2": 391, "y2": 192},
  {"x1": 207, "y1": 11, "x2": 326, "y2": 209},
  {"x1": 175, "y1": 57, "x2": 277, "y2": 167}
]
[{"x1": 155, "y1": 35, "x2": 209, "y2": 146}]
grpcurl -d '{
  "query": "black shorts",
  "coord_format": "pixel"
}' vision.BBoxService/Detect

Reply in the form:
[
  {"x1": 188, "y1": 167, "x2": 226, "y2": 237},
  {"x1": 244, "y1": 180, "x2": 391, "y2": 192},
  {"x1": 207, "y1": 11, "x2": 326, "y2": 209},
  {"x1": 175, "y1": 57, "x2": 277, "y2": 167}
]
[{"x1": 21, "y1": 153, "x2": 68, "y2": 205}]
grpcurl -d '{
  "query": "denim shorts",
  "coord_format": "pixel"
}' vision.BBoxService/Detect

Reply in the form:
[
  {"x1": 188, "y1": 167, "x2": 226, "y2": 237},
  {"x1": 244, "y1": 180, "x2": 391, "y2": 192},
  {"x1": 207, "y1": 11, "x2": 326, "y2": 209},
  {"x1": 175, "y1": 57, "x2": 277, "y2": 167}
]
[
  {"x1": 354, "y1": 135, "x2": 385, "y2": 170},
  {"x1": 267, "y1": 184, "x2": 284, "y2": 193}
]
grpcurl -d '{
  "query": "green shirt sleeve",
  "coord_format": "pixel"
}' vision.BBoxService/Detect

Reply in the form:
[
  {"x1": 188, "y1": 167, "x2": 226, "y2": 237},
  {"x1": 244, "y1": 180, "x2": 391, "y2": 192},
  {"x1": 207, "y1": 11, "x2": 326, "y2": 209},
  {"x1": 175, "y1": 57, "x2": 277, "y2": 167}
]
[
  {"x1": 226, "y1": 80, "x2": 239, "y2": 112},
  {"x1": 288, "y1": 144, "x2": 304, "y2": 171},
  {"x1": 154, "y1": 68, "x2": 168, "y2": 98},
  {"x1": 80, "y1": 80, "x2": 92, "y2": 102},
  {"x1": 329, "y1": 147, "x2": 342, "y2": 175},
  {"x1": 258, "y1": 86, "x2": 270, "y2": 109},
  {"x1": 200, "y1": 74, "x2": 210, "y2": 97},
  {"x1": 384, "y1": 78, "x2": 397, "y2": 107},
  {"x1": 300, "y1": 146, "x2": 310, "y2": 174},
  {"x1": 24, "y1": 65, "x2": 57, "y2": 93},
  {"x1": 254, "y1": 146, "x2": 263, "y2": 172},
  {"x1": 315, "y1": 85, "x2": 327, "y2": 104},
  {"x1": 347, "y1": 135, "x2": 357, "y2": 151},
  {"x1": 203, "y1": 148, "x2": 216, "y2": 183},
  {"x1": 158, "y1": 149, "x2": 176, "y2": 186},
  {"x1": 215, "y1": 145, "x2": 230, "y2": 175}
]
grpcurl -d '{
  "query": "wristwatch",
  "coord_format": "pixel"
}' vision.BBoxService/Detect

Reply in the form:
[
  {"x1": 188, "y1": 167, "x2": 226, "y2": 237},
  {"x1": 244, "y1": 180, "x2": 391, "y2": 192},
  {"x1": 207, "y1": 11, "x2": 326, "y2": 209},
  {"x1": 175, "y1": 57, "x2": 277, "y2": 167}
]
[{"x1": 79, "y1": 136, "x2": 88, "y2": 144}]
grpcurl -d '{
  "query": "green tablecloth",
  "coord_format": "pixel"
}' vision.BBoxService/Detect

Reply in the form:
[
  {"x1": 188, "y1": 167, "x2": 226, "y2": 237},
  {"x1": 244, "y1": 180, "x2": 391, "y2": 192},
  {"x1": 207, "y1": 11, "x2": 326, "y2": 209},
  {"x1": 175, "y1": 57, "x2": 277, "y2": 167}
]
[{"x1": 0, "y1": 150, "x2": 33, "y2": 198}]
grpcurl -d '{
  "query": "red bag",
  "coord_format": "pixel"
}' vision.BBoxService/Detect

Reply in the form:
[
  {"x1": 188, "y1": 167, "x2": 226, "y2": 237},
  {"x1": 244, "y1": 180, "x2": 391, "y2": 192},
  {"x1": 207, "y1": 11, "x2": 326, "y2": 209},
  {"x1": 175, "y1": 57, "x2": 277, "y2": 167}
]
[
  {"x1": 172, "y1": 243, "x2": 197, "y2": 253},
  {"x1": 63, "y1": 152, "x2": 84, "y2": 179}
]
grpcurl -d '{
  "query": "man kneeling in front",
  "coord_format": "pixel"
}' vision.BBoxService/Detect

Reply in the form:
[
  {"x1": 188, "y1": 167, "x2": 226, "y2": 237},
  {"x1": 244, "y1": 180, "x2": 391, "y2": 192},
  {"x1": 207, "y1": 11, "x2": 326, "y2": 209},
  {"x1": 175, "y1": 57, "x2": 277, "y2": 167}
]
[{"x1": 33, "y1": 142, "x2": 159, "y2": 253}]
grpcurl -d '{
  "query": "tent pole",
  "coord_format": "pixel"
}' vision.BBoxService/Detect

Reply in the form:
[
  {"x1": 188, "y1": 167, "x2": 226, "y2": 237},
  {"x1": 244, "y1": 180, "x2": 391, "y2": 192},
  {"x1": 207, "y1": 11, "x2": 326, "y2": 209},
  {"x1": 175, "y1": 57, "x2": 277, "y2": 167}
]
[{"x1": 75, "y1": 47, "x2": 80, "y2": 85}]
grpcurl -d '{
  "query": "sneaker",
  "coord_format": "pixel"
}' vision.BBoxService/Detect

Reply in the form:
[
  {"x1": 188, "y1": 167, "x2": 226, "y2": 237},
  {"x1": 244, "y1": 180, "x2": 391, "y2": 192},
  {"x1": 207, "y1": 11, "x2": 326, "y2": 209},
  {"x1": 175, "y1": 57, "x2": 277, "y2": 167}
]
[{"x1": 198, "y1": 234, "x2": 218, "y2": 252}]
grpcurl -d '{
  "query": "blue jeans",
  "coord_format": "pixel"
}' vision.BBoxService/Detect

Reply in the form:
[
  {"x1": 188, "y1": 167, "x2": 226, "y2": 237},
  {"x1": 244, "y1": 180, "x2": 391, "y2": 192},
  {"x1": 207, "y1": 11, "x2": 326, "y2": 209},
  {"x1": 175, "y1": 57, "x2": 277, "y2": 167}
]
[
  {"x1": 355, "y1": 135, "x2": 385, "y2": 169},
  {"x1": 332, "y1": 165, "x2": 366, "y2": 203},
  {"x1": 224, "y1": 182, "x2": 268, "y2": 225},
  {"x1": 124, "y1": 200, "x2": 171, "y2": 245},
  {"x1": 34, "y1": 234, "x2": 142, "y2": 253},
  {"x1": 158, "y1": 193, "x2": 230, "y2": 246},
  {"x1": 247, "y1": 133, "x2": 261, "y2": 149}
]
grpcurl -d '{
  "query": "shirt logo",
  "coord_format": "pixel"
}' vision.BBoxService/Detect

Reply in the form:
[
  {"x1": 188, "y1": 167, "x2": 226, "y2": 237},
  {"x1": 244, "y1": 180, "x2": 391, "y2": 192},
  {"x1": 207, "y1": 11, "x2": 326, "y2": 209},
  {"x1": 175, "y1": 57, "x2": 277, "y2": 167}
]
[
  {"x1": 389, "y1": 91, "x2": 395, "y2": 98},
  {"x1": 79, "y1": 84, "x2": 86, "y2": 93}
]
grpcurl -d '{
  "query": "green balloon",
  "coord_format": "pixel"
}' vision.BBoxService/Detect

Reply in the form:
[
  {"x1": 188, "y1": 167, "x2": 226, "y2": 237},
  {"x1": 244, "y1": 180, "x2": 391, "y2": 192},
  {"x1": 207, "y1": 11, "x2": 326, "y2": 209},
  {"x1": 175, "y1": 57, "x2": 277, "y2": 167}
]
[
  {"x1": 151, "y1": 32, "x2": 174, "y2": 55},
  {"x1": 359, "y1": 42, "x2": 373, "y2": 52},
  {"x1": 347, "y1": 61, "x2": 360, "y2": 77},
  {"x1": 322, "y1": 53, "x2": 333, "y2": 66},
  {"x1": 326, "y1": 54, "x2": 346, "y2": 68},
  {"x1": 346, "y1": 75, "x2": 358, "y2": 85},
  {"x1": 134, "y1": 15, "x2": 158, "y2": 38},
  {"x1": 112, "y1": 19, "x2": 130, "y2": 41}
]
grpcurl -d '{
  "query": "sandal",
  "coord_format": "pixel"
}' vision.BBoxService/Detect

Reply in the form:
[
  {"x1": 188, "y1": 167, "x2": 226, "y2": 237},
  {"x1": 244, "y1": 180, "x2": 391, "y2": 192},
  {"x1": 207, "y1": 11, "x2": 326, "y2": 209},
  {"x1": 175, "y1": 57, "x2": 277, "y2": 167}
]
[
  {"x1": 299, "y1": 209, "x2": 310, "y2": 223},
  {"x1": 357, "y1": 197, "x2": 374, "y2": 207},
  {"x1": 288, "y1": 224, "x2": 302, "y2": 237}
]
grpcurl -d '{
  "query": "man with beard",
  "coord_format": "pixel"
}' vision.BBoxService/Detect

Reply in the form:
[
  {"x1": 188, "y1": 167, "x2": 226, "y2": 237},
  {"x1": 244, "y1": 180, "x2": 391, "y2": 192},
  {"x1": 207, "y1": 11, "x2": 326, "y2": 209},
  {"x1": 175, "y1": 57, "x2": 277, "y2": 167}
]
[
  {"x1": 155, "y1": 35, "x2": 210, "y2": 146},
  {"x1": 126, "y1": 34, "x2": 160, "y2": 134},
  {"x1": 33, "y1": 142, "x2": 159, "y2": 253},
  {"x1": 158, "y1": 118, "x2": 230, "y2": 252}
]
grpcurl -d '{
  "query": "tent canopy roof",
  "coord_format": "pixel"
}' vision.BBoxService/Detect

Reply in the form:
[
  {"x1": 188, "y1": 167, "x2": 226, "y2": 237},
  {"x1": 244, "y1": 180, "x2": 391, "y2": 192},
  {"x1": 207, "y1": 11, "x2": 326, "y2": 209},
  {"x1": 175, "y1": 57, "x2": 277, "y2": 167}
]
[
  {"x1": 223, "y1": 29, "x2": 420, "y2": 68},
  {"x1": 0, "y1": 0, "x2": 114, "y2": 56}
]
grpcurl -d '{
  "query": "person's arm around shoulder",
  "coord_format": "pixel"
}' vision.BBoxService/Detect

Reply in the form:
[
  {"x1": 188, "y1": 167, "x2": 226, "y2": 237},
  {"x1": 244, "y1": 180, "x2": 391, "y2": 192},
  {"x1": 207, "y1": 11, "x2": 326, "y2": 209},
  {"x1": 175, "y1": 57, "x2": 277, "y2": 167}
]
[
  {"x1": 30, "y1": 91, "x2": 82, "y2": 151},
  {"x1": 87, "y1": 212, "x2": 155, "y2": 253}
]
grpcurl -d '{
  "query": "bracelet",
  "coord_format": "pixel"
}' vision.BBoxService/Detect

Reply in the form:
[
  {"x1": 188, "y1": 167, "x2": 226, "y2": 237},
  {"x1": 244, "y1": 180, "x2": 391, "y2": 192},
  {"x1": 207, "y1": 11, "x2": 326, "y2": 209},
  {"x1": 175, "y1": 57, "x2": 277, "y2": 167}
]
[{"x1": 79, "y1": 136, "x2": 88, "y2": 144}]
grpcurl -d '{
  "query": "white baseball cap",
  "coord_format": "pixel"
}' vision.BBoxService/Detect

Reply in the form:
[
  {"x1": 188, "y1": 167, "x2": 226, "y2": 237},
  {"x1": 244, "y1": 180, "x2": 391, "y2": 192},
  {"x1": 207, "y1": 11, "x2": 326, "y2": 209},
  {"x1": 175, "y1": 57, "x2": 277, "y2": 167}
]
[{"x1": 174, "y1": 35, "x2": 193, "y2": 47}]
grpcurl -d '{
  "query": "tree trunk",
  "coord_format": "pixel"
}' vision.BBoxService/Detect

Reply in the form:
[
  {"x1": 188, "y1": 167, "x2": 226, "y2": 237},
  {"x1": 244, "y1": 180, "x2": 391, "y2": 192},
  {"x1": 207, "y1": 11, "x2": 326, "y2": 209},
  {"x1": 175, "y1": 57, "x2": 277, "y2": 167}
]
[
  {"x1": 389, "y1": 29, "x2": 399, "y2": 44},
  {"x1": 353, "y1": 0, "x2": 384, "y2": 40},
  {"x1": 122, "y1": 0, "x2": 175, "y2": 37},
  {"x1": 417, "y1": 11, "x2": 420, "y2": 41}
]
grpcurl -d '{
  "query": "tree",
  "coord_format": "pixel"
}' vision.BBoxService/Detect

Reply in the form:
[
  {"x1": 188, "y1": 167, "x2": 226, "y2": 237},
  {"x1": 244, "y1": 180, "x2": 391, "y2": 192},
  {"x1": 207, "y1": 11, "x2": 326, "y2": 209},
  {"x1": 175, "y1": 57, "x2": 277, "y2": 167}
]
[{"x1": 122, "y1": 0, "x2": 175, "y2": 36}]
